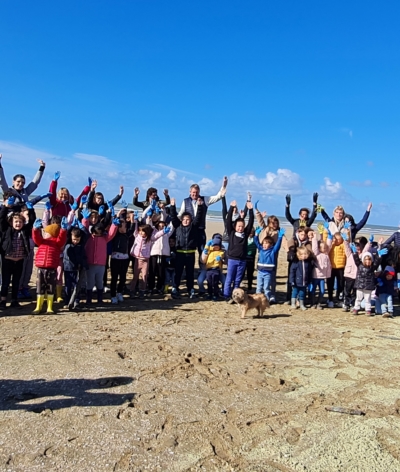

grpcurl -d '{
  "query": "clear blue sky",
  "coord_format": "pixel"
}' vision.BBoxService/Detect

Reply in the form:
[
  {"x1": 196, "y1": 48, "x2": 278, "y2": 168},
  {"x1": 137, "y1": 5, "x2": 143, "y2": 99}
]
[{"x1": 1, "y1": 0, "x2": 399, "y2": 224}]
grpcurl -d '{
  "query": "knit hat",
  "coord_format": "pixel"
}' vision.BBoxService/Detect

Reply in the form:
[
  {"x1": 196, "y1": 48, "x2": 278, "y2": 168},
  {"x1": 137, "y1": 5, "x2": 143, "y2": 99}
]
[
  {"x1": 384, "y1": 266, "x2": 395, "y2": 276},
  {"x1": 212, "y1": 236, "x2": 222, "y2": 247},
  {"x1": 361, "y1": 251, "x2": 373, "y2": 262},
  {"x1": 44, "y1": 224, "x2": 60, "y2": 238}
]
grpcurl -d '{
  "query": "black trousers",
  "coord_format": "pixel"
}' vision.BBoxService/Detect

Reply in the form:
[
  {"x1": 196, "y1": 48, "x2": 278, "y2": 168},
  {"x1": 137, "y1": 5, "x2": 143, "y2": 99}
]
[
  {"x1": 344, "y1": 277, "x2": 356, "y2": 307},
  {"x1": 206, "y1": 268, "x2": 221, "y2": 296},
  {"x1": 64, "y1": 270, "x2": 79, "y2": 305},
  {"x1": 327, "y1": 268, "x2": 345, "y2": 302},
  {"x1": 110, "y1": 258, "x2": 130, "y2": 297},
  {"x1": 37, "y1": 268, "x2": 56, "y2": 295},
  {"x1": 148, "y1": 255, "x2": 167, "y2": 291},
  {"x1": 175, "y1": 252, "x2": 195, "y2": 292},
  {"x1": 1, "y1": 257, "x2": 24, "y2": 300},
  {"x1": 245, "y1": 257, "x2": 256, "y2": 290}
]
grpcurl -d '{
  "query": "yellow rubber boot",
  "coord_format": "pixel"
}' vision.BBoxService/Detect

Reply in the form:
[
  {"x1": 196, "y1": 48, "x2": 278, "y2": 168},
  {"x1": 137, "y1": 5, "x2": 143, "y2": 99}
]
[
  {"x1": 164, "y1": 285, "x2": 169, "y2": 294},
  {"x1": 46, "y1": 294, "x2": 55, "y2": 314},
  {"x1": 56, "y1": 285, "x2": 63, "y2": 303},
  {"x1": 33, "y1": 295, "x2": 45, "y2": 314}
]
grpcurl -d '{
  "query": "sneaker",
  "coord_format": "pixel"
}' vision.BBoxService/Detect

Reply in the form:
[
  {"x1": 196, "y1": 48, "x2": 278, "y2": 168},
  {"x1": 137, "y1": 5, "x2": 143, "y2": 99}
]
[
  {"x1": 269, "y1": 296, "x2": 276, "y2": 305},
  {"x1": 317, "y1": 303, "x2": 323, "y2": 310},
  {"x1": 342, "y1": 305, "x2": 349, "y2": 312},
  {"x1": 21, "y1": 287, "x2": 32, "y2": 298},
  {"x1": 171, "y1": 288, "x2": 180, "y2": 299},
  {"x1": 382, "y1": 312, "x2": 393, "y2": 318},
  {"x1": 17, "y1": 290, "x2": 24, "y2": 299},
  {"x1": 225, "y1": 297, "x2": 232, "y2": 303},
  {"x1": 116, "y1": 293, "x2": 124, "y2": 302},
  {"x1": 212, "y1": 295, "x2": 218, "y2": 302},
  {"x1": 10, "y1": 301, "x2": 21, "y2": 308},
  {"x1": 365, "y1": 311, "x2": 373, "y2": 316},
  {"x1": 189, "y1": 289, "x2": 196, "y2": 299},
  {"x1": 104, "y1": 286, "x2": 110, "y2": 293},
  {"x1": 338, "y1": 292, "x2": 343, "y2": 301},
  {"x1": 327, "y1": 301, "x2": 334, "y2": 308},
  {"x1": 352, "y1": 309, "x2": 359, "y2": 315},
  {"x1": 111, "y1": 297, "x2": 118, "y2": 304}
]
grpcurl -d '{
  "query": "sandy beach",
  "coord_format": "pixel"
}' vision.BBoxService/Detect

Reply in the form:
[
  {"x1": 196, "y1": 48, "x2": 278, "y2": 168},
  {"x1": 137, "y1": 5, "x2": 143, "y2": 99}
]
[{"x1": 0, "y1": 219, "x2": 399, "y2": 471}]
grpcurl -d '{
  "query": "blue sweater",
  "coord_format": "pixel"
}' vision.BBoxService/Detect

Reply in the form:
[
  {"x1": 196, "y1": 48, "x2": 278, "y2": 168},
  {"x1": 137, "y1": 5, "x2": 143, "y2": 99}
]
[{"x1": 254, "y1": 235, "x2": 282, "y2": 271}]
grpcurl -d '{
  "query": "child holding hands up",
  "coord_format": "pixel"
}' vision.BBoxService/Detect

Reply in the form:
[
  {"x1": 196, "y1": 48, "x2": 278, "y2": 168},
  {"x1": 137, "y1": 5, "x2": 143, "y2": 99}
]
[{"x1": 201, "y1": 235, "x2": 226, "y2": 300}]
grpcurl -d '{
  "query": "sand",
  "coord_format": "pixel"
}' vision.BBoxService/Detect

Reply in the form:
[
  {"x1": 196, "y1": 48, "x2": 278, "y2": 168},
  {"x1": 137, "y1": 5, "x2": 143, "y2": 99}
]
[{"x1": 0, "y1": 220, "x2": 399, "y2": 471}]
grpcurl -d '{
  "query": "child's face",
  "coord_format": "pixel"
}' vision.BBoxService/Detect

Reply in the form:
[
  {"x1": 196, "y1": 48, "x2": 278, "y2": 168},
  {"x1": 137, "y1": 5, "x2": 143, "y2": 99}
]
[
  {"x1": 139, "y1": 229, "x2": 146, "y2": 238},
  {"x1": 59, "y1": 190, "x2": 69, "y2": 201},
  {"x1": 181, "y1": 215, "x2": 191, "y2": 227},
  {"x1": 298, "y1": 252, "x2": 308, "y2": 261},
  {"x1": 169, "y1": 239, "x2": 176, "y2": 248},
  {"x1": 12, "y1": 217, "x2": 24, "y2": 230},
  {"x1": 213, "y1": 244, "x2": 221, "y2": 251},
  {"x1": 71, "y1": 235, "x2": 81, "y2": 245},
  {"x1": 95, "y1": 195, "x2": 103, "y2": 205},
  {"x1": 299, "y1": 210, "x2": 308, "y2": 220},
  {"x1": 235, "y1": 222, "x2": 245, "y2": 233},
  {"x1": 262, "y1": 241, "x2": 272, "y2": 250},
  {"x1": 334, "y1": 235, "x2": 343, "y2": 245},
  {"x1": 319, "y1": 242, "x2": 327, "y2": 253},
  {"x1": 157, "y1": 222, "x2": 166, "y2": 231},
  {"x1": 89, "y1": 214, "x2": 99, "y2": 225},
  {"x1": 118, "y1": 222, "x2": 127, "y2": 233},
  {"x1": 363, "y1": 256, "x2": 372, "y2": 267},
  {"x1": 297, "y1": 231, "x2": 307, "y2": 241},
  {"x1": 386, "y1": 274, "x2": 393, "y2": 280}
]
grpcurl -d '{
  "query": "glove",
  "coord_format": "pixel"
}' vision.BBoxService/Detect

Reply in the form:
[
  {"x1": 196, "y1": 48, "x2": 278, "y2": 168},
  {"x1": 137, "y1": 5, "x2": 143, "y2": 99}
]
[
  {"x1": 377, "y1": 278, "x2": 383, "y2": 287},
  {"x1": 254, "y1": 200, "x2": 259, "y2": 211},
  {"x1": 151, "y1": 199, "x2": 157, "y2": 210},
  {"x1": 82, "y1": 208, "x2": 91, "y2": 219},
  {"x1": 33, "y1": 218, "x2": 43, "y2": 229},
  {"x1": 397, "y1": 280, "x2": 400, "y2": 290},
  {"x1": 278, "y1": 228, "x2": 286, "y2": 237},
  {"x1": 350, "y1": 243, "x2": 357, "y2": 254},
  {"x1": 377, "y1": 248, "x2": 388, "y2": 257},
  {"x1": 72, "y1": 201, "x2": 78, "y2": 211},
  {"x1": 71, "y1": 216, "x2": 78, "y2": 227},
  {"x1": 317, "y1": 223, "x2": 324, "y2": 235},
  {"x1": 54, "y1": 171, "x2": 61, "y2": 181},
  {"x1": 112, "y1": 218, "x2": 120, "y2": 226},
  {"x1": 134, "y1": 210, "x2": 138, "y2": 220},
  {"x1": 81, "y1": 195, "x2": 88, "y2": 205},
  {"x1": 327, "y1": 230, "x2": 333, "y2": 240},
  {"x1": 61, "y1": 217, "x2": 68, "y2": 230},
  {"x1": 313, "y1": 192, "x2": 318, "y2": 204},
  {"x1": 255, "y1": 227, "x2": 262, "y2": 236},
  {"x1": 308, "y1": 283, "x2": 313, "y2": 292},
  {"x1": 120, "y1": 199, "x2": 128, "y2": 209},
  {"x1": 155, "y1": 206, "x2": 161, "y2": 215},
  {"x1": 316, "y1": 203, "x2": 324, "y2": 214},
  {"x1": 107, "y1": 201, "x2": 115, "y2": 216},
  {"x1": 216, "y1": 255, "x2": 222, "y2": 262},
  {"x1": 26, "y1": 201, "x2": 33, "y2": 210},
  {"x1": 369, "y1": 234, "x2": 374, "y2": 242},
  {"x1": 45, "y1": 201, "x2": 52, "y2": 211},
  {"x1": 203, "y1": 248, "x2": 209, "y2": 255},
  {"x1": 78, "y1": 220, "x2": 86, "y2": 231},
  {"x1": 7, "y1": 196, "x2": 15, "y2": 206},
  {"x1": 323, "y1": 222, "x2": 329, "y2": 230},
  {"x1": 99, "y1": 205, "x2": 105, "y2": 216},
  {"x1": 41, "y1": 192, "x2": 52, "y2": 199},
  {"x1": 207, "y1": 239, "x2": 213, "y2": 246},
  {"x1": 147, "y1": 209, "x2": 153, "y2": 217},
  {"x1": 343, "y1": 222, "x2": 351, "y2": 229},
  {"x1": 341, "y1": 232, "x2": 348, "y2": 241},
  {"x1": 163, "y1": 226, "x2": 171, "y2": 234},
  {"x1": 285, "y1": 194, "x2": 291, "y2": 205},
  {"x1": 88, "y1": 177, "x2": 92, "y2": 187}
]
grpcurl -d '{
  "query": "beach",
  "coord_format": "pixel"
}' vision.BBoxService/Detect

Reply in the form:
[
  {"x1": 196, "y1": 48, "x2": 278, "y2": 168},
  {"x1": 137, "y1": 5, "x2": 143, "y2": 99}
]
[{"x1": 0, "y1": 219, "x2": 399, "y2": 471}]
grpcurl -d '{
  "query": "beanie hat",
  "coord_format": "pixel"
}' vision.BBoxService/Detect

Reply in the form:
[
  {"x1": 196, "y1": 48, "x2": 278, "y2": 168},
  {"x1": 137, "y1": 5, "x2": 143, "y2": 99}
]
[
  {"x1": 384, "y1": 265, "x2": 395, "y2": 276},
  {"x1": 212, "y1": 236, "x2": 222, "y2": 247},
  {"x1": 361, "y1": 251, "x2": 373, "y2": 262},
  {"x1": 44, "y1": 224, "x2": 60, "y2": 238}
]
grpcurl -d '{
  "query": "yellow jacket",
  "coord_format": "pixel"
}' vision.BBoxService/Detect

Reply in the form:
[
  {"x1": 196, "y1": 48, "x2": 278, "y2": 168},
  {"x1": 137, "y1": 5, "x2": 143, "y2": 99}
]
[
  {"x1": 322, "y1": 230, "x2": 346, "y2": 269},
  {"x1": 201, "y1": 246, "x2": 225, "y2": 270}
]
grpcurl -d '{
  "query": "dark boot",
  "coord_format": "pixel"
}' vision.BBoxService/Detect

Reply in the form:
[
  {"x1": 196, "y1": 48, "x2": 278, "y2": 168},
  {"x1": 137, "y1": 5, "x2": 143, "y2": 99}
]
[
  {"x1": 97, "y1": 288, "x2": 104, "y2": 304},
  {"x1": 86, "y1": 289, "x2": 93, "y2": 305}
]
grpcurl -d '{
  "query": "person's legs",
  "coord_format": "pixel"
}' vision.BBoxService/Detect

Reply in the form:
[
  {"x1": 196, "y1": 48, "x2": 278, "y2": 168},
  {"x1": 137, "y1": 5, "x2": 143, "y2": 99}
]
[
  {"x1": 197, "y1": 268, "x2": 207, "y2": 293},
  {"x1": 327, "y1": 275, "x2": 335, "y2": 302},
  {"x1": 117, "y1": 259, "x2": 130, "y2": 295},
  {"x1": 224, "y1": 259, "x2": 239, "y2": 298},
  {"x1": 185, "y1": 253, "x2": 195, "y2": 292},
  {"x1": 10, "y1": 259, "x2": 24, "y2": 302},
  {"x1": 138, "y1": 259, "x2": 149, "y2": 291},
  {"x1": 233, "y1": 261, "x2": 246, "y2": 289},
  {"x1": 387, "y1": 294, "x2": 393, "y2": 314},
  {"x1": 147, "y1": 255, "x2": 157, "y2": 291},
  {"x1": 256, "y1": 271, "x2": 263, "y2": 294},
  {"x1": 1, "y1": 258, "x2": 13, "y2": 301},
  {"x1": 246, "y1": 257, "x2": 255, "y2": 291},
  {"x1": 110, "y1": 259, "x2": 119, "y2": 298},
  {"x1": 354, "y1": 289, "x2": 364, "y2": 311},
  {"x1": 262, "y1": 271, "x2": 272, "y2": 299},
  {"x1": 343, "y1": 277, "x2": 355, "y2": 309},
  {"x1": 174, "y1": 253, "x2": 185, "y2": 292},
  {"x1": 364, "y1": 290, "x2": 372, "y2": 313},
  {"x1": 211, "y1": 269, "x2": 220, "y2": 297},
  {"x1": 206, "y1": 270, "x2": 214, "y2": 296}
]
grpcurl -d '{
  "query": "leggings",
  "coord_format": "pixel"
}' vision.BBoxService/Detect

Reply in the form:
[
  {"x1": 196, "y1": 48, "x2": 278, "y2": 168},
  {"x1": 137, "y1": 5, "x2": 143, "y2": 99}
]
[
  {"x1": 110, "y1": 258, "x2": 130, "y2": 297},
  {"x1": 1, "y1": 258, "x2": 24, "y2": 300},
  {"x1": 37, "y1": 268, "x2": 57, "y2": 295}
]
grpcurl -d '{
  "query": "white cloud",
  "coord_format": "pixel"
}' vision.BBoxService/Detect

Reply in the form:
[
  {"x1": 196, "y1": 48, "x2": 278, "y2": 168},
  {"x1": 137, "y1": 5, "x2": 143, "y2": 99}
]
[
  {"x1": 167, "y1": 170, "x2": 177, "y2": 181},
  {"x1": 228, "y1": 169, "x2": 304, "y2": 195},
  {"x1": 321, "y1": 177, "x2": 342, "y2": 195}
]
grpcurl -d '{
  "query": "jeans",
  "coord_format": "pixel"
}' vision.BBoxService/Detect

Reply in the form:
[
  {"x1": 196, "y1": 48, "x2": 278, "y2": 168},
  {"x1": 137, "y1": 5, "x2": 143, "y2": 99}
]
[
  {"x1": 198, "y1": 268, "x2": 225, "y2": 292},
  {"x1": 256, "y1": 270, "x2": 272, "y2": 299},
  {"x1": 224, "y1": 259, "x2": 246, "y2": 298},
  {"x1": 292, "y1": 286, "x2": 306, "y2": 300},
  {"x1": 375, "y1": 293, "x2": 393, "y2": 314},
  {"x1": 310, "y1": 278, "x2": 325, "y2": 304}
]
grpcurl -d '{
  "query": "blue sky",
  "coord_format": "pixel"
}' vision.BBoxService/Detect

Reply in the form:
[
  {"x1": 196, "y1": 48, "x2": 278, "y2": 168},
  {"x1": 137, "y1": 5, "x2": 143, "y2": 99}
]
[{"x1": 1, "y1": 0, "x2": 399, "y2": 224}]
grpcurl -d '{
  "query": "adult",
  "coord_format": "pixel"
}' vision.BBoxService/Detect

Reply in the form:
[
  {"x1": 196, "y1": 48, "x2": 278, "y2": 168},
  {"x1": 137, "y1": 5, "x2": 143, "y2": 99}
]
[
  {"x1": 343, "y1": 203, "x2": 373, "y2": 242},
  {"x1": 133, "y1": 187, "x2": 170, "y2": 209},
  {"x1": 178, "y1": 176, "x2": 228, "y2": 254},
  {"x1": 0, "y1": 153, "x2": 46, "y2": 205},
  {"x1": 321, "y1": 203, "x2": 372, "y2": 240},
  {"x1": 285, "y1": 192, "x2": 318, "y2": 236}
]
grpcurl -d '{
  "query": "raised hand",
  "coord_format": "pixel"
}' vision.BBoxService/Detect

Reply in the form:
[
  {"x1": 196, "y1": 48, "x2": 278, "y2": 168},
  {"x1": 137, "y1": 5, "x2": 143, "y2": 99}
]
[
  {"x1": 341, "y1": 232, "x2": 348, "y2": 241},
  {"x1": 313, "y1": 192, "x2": 318, "y2": 204},
  {"x1": 223, "y1": 176, "x2": 228, "y2": 188},
  {"x1": 207, "y1": 239, "x2": 213, "y2": 246},
  {"x1": 377, "y1": 248, "x2": 388, "y2": 257},
  {"x1": 163, "y1": 188, "x2": 169, "y2": 195},
  {"x1": 247, "y1": 191, "x2": 252, "y2": 202},
  {"x1": 112, "y1": 217, "x2": 120, "y2": 226},
  {"x1": 91, "y1": 179, "x2": 97, "y2": 190},
  {"x1": 134, "y1": 187, "x2": 140, "y2": 196},
  {"x1": 133, "y1": 210, "x2": 139, "y2": 220},
  {"x1": 54, "y1": 171, "x2": 61, "y2": 181},
  {"x1": 38, "y1": 159, "x2": 46, "y2": 167},
  {"x1": 88, "y1": 176, "x2": 92, "y2": 187},
  {"x1": 119, "y1": 185, "x2": 124, "y2": 196},
  {"x1": 254, "y1": 200, "x2": 259, "y2": 211},
  {"x1": 81, "y1": 195, "x2": 88, "y2": 205},
  {"x1": 377, "y1": 278, "x2": 384, "y2": 287},
  {"x1": 45, "y1": 201, "x2": 52, "y2": 211},
  {"x1": 278, "y1": 228, "x2": 286, "y2": 237},
  {"x1": 7, "y1": 196, "x2": 15, "y2": 206},
  {"x1": 369, "y1": 234, "x2": 374, "y2": 242},
  {"x1": 246, "y1": 201, "x2": 253, "y2": 210},
  {"x1": 261, "y1": 211, "x2": 267, "y2": 218},
  {"x1": 350, "y1": 243, "x2": 357, "y2": 254},
  {"x1": 72, "y1": 201, "x2": 78, "y2": 211},
  {"x1": 343, "y1": 222, "x2": 351, "y2": 229},
  {"x1": 33, "y1": 218, "x2": 43, "y2": 229},
  {"x1": 317, "y1": 223, "x2": 324, "y2": 235},
  {"x1": 230, "y1": 200, "x2": 237, "y2": 207},
  {"x1": 367, "y1": 202, "x2": 372, "y2": 212},
  {"x1": 170, "y1": 198, "x2": 176, "y2": 206},
  {"x1": 255, "y1": 227, "x2": 262, "y2": 236},
  {"x1": 26, "y1": 201, "x2": 33, "y2": 210},
  {"x1": 120, "y1": 199, "x2": 128, "y2": 209},
  {"x1": 155, "y1": 206, "x2": 161, "y2": 215},
  {"x1": 40, "y1": 192, "x2": 52, "y2": 199},
  {"x1": 163, "y1": 226, "x2": 171, "y2": 234},
  {"x1": 82, "y1": 208, "x2": 91, "y2": 220},
  {"x1": 61, "y1": 217, "x2": 68, "y2": 230},
  {"x1": 285, "y1": 194, "x2": 291, "y2": 206},
  {"x1": 239, "y1": 210, "x2": 245, "y2": 218}
]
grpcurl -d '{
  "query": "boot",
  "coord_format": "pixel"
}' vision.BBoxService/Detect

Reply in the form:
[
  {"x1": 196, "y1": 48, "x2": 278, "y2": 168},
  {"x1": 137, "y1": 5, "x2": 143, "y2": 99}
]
[
  {"x1": 164, "y1": 284, "x2": 169, "y2": 294},
  {"x1": 299, "y1": 299, "x2": 307, "y2": 311},
  {"x1": 56, "y1": 285, "x2": 63, "y2": 303},
  {"x1": 291, "y1": 298, "x2": 297, "y2": 309},
  {"x1": 86, "y1": 289, "x2": 93, "y2": 305},
  {"x1": 97, "y1": 288, "x2": 104, "y2": 304},
  {"x1": 46, "y1": 294, "x2": 55, "y2": 314},
  {"x1": 33, "y1": 294, "x2": 45, "y2": 314}
]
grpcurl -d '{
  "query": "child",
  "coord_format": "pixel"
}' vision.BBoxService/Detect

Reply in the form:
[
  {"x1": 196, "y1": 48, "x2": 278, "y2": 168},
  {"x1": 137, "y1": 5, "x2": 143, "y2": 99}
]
[
  {"x1": 375, "y1": 265, "x2": 396, "y2": 318},
  {"x1": 109, "y1": 217, "x2": 132, "y2": 304},
  {"x1": 164, "y1": 237, "x2": 176, "y2": 294},
  {"x1": 130, "y1": 217, "x2": 165, "y2": 299},
  {"x1": 201, "y1": 236, "x2": 226, "y2": 300},
  {"x1": 289, "y1": 246, "x2": 314, "y2": 311},
  {"x1": 325, "y1": 230, "x2": 346, "y2": 308},
  {"x1": 309, "y1": 229, "x2": 332, "y2": 309},
  {"x1": 352, "y1": 245, "x2": 387, "y2": 315},
  {"x1": 246, "y1": 228, "x2": 257, "y2": 292},
  {"x1": 254, "y1": 227, "x2": 285, "y2": 300},
  {"x1": 0, "y1": 195, "x2": 35, "y2": 309},
  {"x1": 285, "y1": 227, "x2": 312, "y2": 303},
  {"x1": 32, "y1": 216, "x2": 68, "y2": 314},
  {"x1": 223, "y1": 200, "x2": 254, "y2": 301},
  {"x1": 169, "y1": 197, "x2": 204, "y2": 299},
  {"x1": 63, "y1": 226, "x2": 88, "y2": 309},
  {"x1": 148, "y1": 220, "x2": 175, "y2": 295},
  {"x1": 87, "y1": 179, "x2": 123, "y2": 215}
]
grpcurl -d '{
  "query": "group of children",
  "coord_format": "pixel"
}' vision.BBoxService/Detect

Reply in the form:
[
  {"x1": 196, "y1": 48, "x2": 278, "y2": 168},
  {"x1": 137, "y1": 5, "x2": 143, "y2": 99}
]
[{"x1": 0, "y1": 155, "x2": 399, "y2": 318}]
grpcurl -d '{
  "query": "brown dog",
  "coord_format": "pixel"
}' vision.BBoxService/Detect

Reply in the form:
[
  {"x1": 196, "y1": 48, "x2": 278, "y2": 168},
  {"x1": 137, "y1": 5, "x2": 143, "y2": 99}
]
[{"x1": 232, "y1": 288, "x2": 270, "y2": 319}]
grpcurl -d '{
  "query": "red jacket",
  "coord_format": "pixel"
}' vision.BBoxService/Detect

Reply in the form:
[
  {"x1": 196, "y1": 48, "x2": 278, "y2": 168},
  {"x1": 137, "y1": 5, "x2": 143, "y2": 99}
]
[
  {"x1": 49, "y1": 180, "x2": 90, "y2": 218},
  {"x1": 32, "y1": 228, "x2": 68, "y2": 269}
]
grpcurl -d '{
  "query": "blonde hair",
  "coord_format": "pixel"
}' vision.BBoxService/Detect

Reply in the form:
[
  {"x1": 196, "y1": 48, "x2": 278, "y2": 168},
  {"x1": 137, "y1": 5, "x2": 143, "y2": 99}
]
[
  {"x1": 57, "y1": 187, "x2": 70, "y2": 200},
  {"x1": 296, "y1": 246, "x2": 310, "y2": 258}
]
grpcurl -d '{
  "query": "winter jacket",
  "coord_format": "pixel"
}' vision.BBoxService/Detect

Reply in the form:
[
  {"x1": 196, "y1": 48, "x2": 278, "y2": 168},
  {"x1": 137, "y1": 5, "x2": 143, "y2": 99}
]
[
  {"x1": 87, "y1": 190, "x2": 122, "y2": 212},
  {"x1": 285, "y1": 205, "x2": 317, "y2": 236},
  {"x1": 85, "y1": 224, "x2": 118, "y2": 266},
  {"x1": 289, "y1": 259, "x2": 314, "y2": 287},
  {"x1": 255, "y1": 210, "x2": 279, "y2": 244},
  {"x1": 343, "y1": 241, "x2": 371, "y2": 279},
  {"x1": 150, "y1": 226, "x2": 175, "y2": 256},
  {"x1": 133, "y1": 193, "x2": 171, "y2": 210},
  {"x1": 384, "y1": 230, "x2": 400, "y2": 248},
  {"x1": 287, "y1": 235, "x2": 312, "y2": 263},
  {"x1": 327, "y1": 239, "x2": 346, "y2": 269},
  {"x1": 202, "y1": 249, "x2": 226, "y2": 270},
  {"x1": 0, "y1": 163, "x2": 45, "y2": 205},
  {"x1": 111, "y1": 231, "x2": 131, "y2": 256},
  {"x1": 33, "y1": 228, "x2": 68, "y2": 269},
  {"x1": 247, "y1": 237, "x2": 257, "y2": 260},
  {"x1": 311, "y1": 236, "x2": 332, "y2": 279},
  {"x1": 354, "y1": 253, "x2": 381, "y2": 291},
  {"x1": 130, "y1": 222, "x2": 164, "y2": 259},
  {"x1": 49, "y1": 180, "x2": 90, "y2": 218},
  {"x1": 170, "y1": 203, "x2": 203, "y2": 251},
  {"x1": 376, "y1": 277, "x2": 396, "y2": 297},
  {"x1": 63, "y1": 243, "x2": 89, "y2": 271},
  {"x1": 227, "y1": 206, "x2": 254, "y2": 261},
  {"x1": 254, "y1": 234, "x2": 283, "y2": 271},
  {"x1": 0, "y1": 206, "x2": 36, "y2": 258}
]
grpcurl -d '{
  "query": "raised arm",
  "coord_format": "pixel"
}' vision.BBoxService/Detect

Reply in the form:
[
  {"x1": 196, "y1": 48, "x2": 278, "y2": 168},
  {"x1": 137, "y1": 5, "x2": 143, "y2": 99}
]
[
  {"x1": 25, "y1": 159, "x2": 46, "y2": 196},
  {"x1": 133, "y1": 187, "x2": 145, "y2": 209},
  {"x1": 0, "y1": 154, "x2": 9, "y2": 193},
  {"x1": 244, "y1": 202, "x2": 254, "y2": 235},
  {"x1": 203, "y1": 176, "x2": 228, "y2": 207},
  {"x1": 354, "y1": 205, "x2": 371, "y2": 233}
]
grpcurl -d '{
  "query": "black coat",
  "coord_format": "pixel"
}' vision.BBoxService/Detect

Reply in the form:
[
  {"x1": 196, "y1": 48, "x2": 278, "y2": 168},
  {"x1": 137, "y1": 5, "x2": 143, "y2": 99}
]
[
  {"x1": 0, "y1": 206, "x2": 35, "y2": 257},
  {"x1": 170, "y1": 203, "x2": 203, "y2": 251},
  {"x1": 354, "y1": 253, "x2": 381, "y2": 290}
]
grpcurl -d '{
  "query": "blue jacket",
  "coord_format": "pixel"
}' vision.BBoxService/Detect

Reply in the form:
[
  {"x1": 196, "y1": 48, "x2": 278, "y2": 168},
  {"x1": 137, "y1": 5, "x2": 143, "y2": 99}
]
[
  {"x1": 289, "y1": 259, "x2": 313, "y2": 287},
  {"x1": 376, "y1": 277, "x2": 396, "y2": 297},
  {"x1": 254, "y1": 235, "x2": 282, "y2": 271},
  {"x1": 384, "y1": 230, "x2": 400, "y2": 248}
]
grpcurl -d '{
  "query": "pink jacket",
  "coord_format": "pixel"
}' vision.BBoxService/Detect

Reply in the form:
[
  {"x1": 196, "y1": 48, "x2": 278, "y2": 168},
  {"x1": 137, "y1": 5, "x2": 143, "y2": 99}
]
[
  {"x1": 150, "y1": 225, "x2": 175, "y2": 256},
  {"x1": 344, "y1": 241, "x2": 371, "y2": 279},
  {"x1": 130, "y1": 223, "x2": 164, "y2": 259},
  {"x1": 312, "y1": 236, "x2": 332, "y2": 279},
  {"x1": 85, "y1": 224, "x2": 118, "y2": 265}
]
